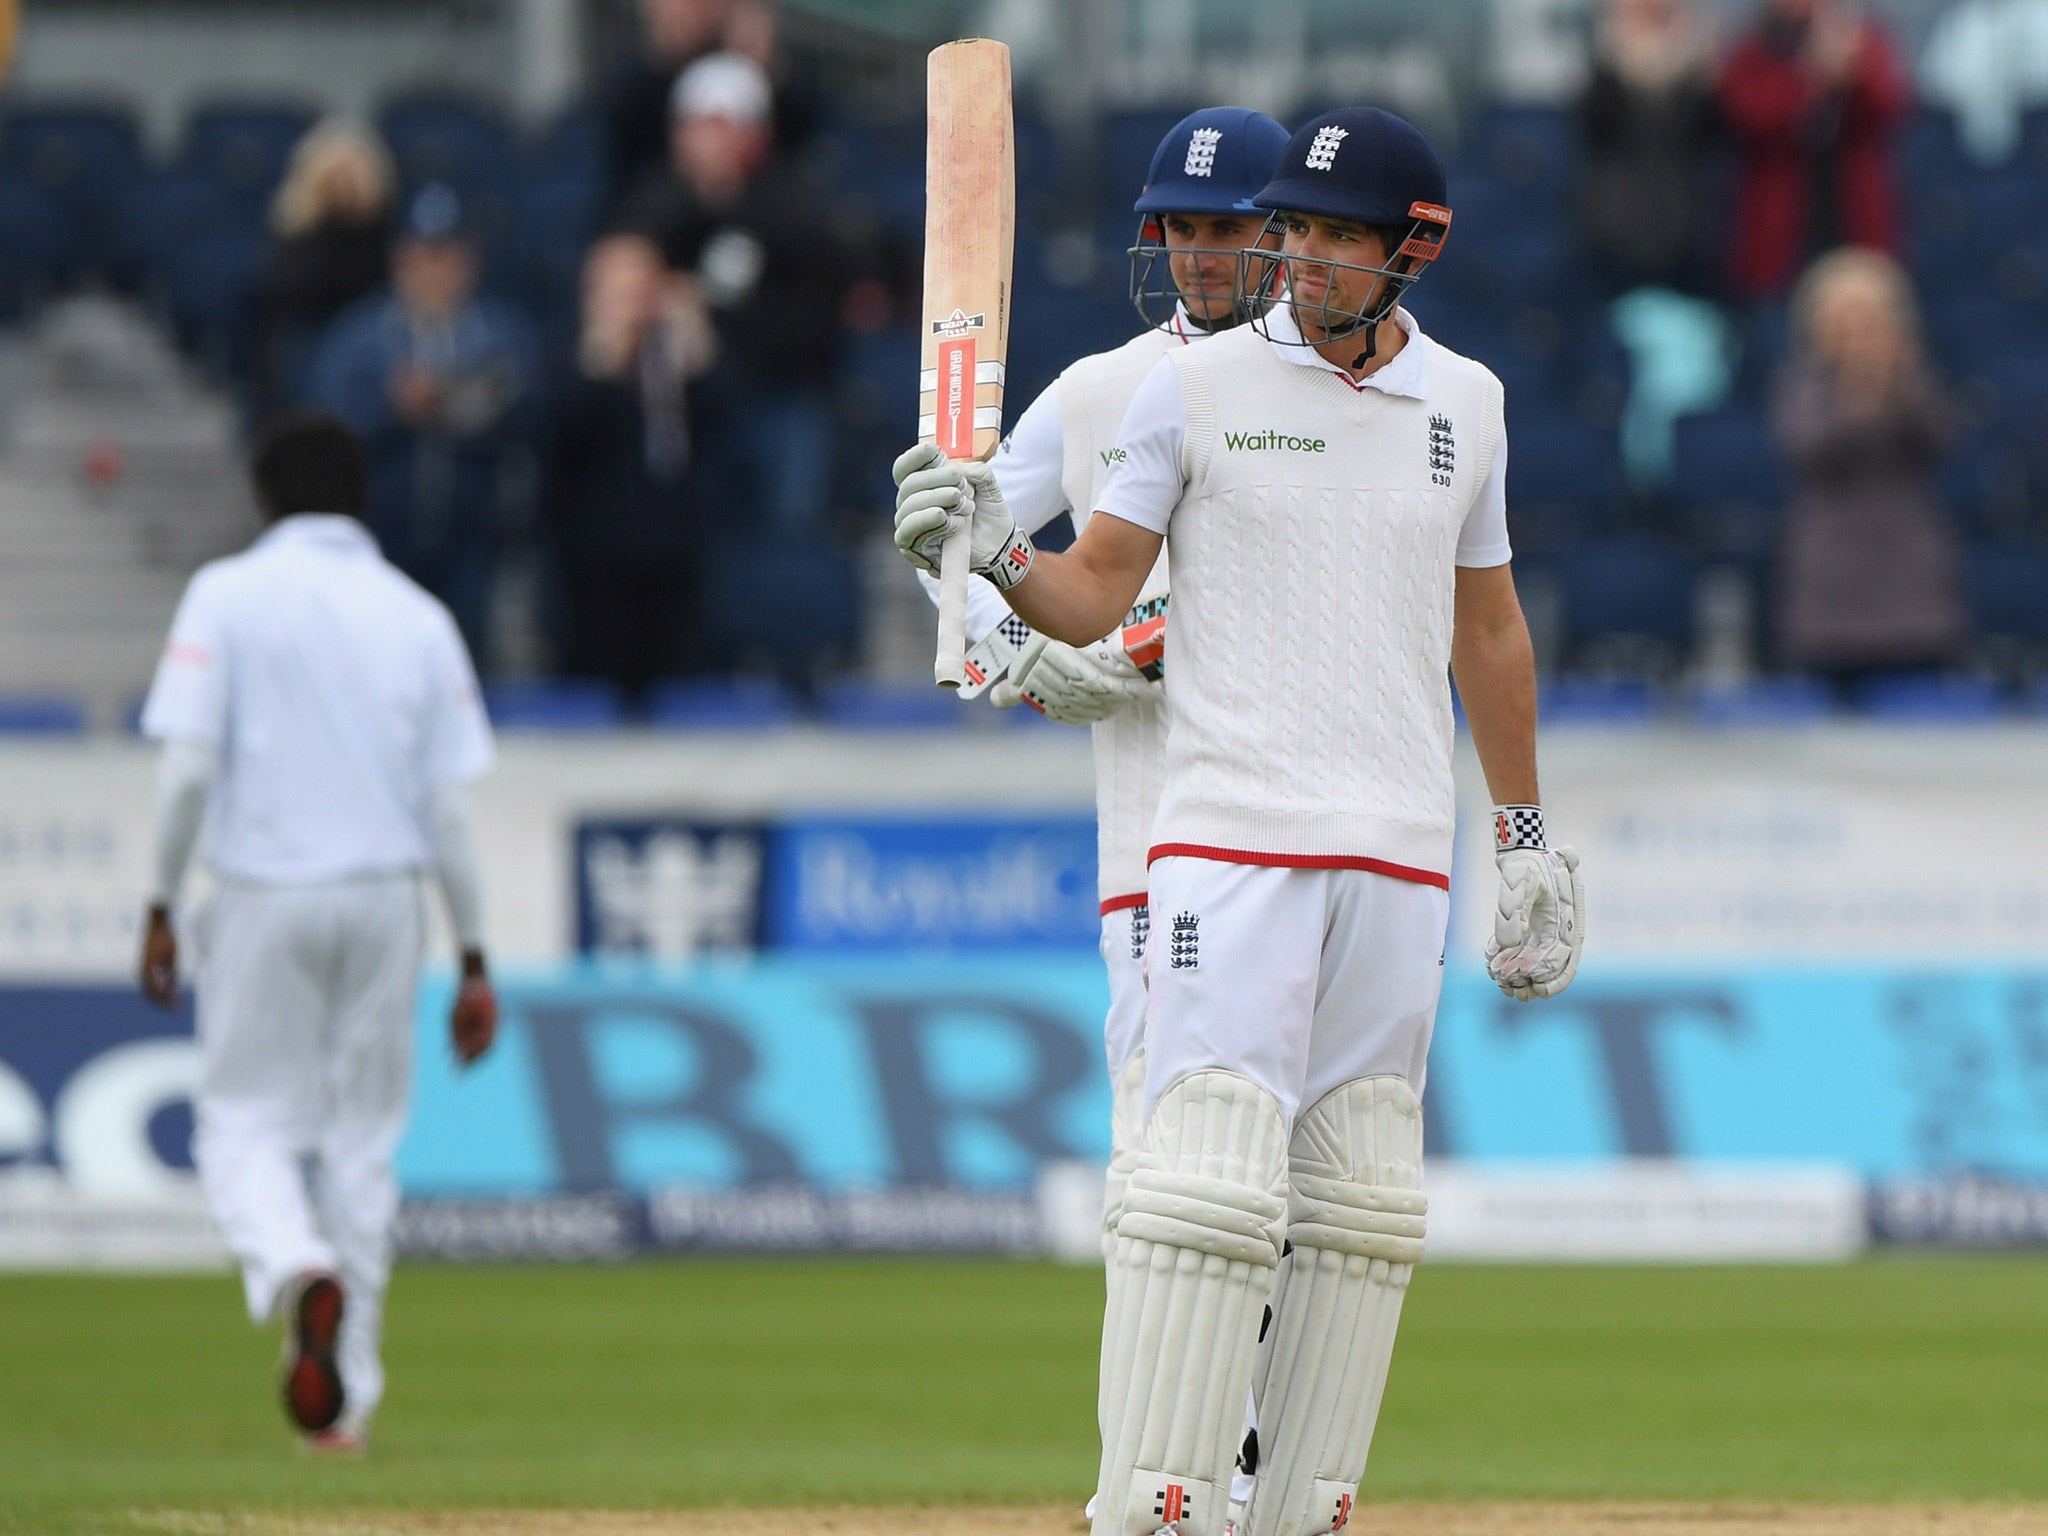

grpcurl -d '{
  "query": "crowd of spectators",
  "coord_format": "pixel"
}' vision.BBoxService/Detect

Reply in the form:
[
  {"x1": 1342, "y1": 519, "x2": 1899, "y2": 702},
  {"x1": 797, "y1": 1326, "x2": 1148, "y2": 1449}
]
[
  {"x1": 1554, "y1": 0, "x2": 2044, "y2": 702},
  {"x1": 4, "y1": 0, "x2": 2047, "y2": 716}
]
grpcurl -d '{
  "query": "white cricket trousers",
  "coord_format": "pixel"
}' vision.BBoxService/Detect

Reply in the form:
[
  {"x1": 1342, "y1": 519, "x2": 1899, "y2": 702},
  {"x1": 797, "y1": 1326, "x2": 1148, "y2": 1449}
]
[
  {"x1": 193, "y1": 873, "x2": 422, "y2": 1434},
  {"x1": 1142, "y1": 857, "x2": 1451, "y2": 1123}
]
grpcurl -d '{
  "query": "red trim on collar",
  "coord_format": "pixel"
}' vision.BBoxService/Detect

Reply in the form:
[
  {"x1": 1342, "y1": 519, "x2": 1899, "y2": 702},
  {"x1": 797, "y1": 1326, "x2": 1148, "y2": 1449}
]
[{"x1": 1099, "y1": 892, "x2": 1149, "y2": 915}]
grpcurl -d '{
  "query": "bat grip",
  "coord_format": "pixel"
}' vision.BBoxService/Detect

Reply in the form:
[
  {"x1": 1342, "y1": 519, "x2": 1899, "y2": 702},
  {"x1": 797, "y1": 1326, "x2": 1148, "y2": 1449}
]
[{"x1": 933, "y1": 522, "x2": 972, "y2": 688}]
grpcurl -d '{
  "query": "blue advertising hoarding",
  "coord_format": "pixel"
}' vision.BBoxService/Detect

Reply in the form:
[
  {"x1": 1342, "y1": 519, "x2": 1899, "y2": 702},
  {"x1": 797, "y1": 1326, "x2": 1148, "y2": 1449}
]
[
  {"x1": 7, "y1": 963, "x2": 2048, "y2": 1215},
  {"x1": 571, "y1": 816, "x2": 1101, "y2": 957}
]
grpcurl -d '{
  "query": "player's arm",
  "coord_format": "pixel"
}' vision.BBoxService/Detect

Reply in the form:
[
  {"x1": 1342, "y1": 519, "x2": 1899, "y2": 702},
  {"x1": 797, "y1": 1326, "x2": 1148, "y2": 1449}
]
[
  {"x1": 1004, "y1": 514, "x2": 1162, "y2": 648},
  {"x1": 1450, "y1": 562, "x2": 1538, "y2": 807},
  {"x1": 139, "y1": 736, "x2": 217, "y2": 1009},
  {"x1": 426, "y1": 779, "x2": 496, "y2": 1066},
  {"x1": 894, "y1": 355, "x2": 1182, "y2": 652},
  {"x1": 422, "y1": 619, "x2": 499, "y2": 1066},
  {"x1": 1450, "y1": 435, "x2": 1584, "y2": 1002},
  {"x1": 136, "y1": 574, "x2": 230, "y2": 1009}
]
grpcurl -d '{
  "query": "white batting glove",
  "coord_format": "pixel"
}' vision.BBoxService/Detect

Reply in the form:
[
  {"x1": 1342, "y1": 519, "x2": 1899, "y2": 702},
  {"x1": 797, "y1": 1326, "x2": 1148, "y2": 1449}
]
[
  {"x1": 1483, "y1": 805, "x2": 1585, "y2": 1002},
  {"x1": 990, "y1": 633, "x2": 1154, "y2": 722},
  {"x1": 891, "y1": 444, "x2": 1036, "y2": 590}
]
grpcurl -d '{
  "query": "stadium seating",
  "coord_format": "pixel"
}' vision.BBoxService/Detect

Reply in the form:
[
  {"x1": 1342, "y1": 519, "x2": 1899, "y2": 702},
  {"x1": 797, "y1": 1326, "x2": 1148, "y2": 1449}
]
[
  {"x1": 0, "y1": 695, "x2": 91, "y2": 735},
  {"x1": 0, "y1": 180, "x2": 82, "y2": 318},
  {"x1": 817, "y1": 679, "x2": 966, "y2": 729},
  {"x1": 1554, "y1": 532, "x2": 1700, "y2": 673},
  {"x1": 0, "y1": 100, "x2": 145, "y2": 265},
  {"x1": 644, "y1": 678, "x2": 800, "y2": 730},
  {"x1": 484, "y1": 679, "x2": 626, "y2": 730},
  {"x1": 178, "y1": 101, "x2": 316, "y2": 216},
  {"x1": 1851, "y1": 673, "x2": 2006, "y2": 720}
]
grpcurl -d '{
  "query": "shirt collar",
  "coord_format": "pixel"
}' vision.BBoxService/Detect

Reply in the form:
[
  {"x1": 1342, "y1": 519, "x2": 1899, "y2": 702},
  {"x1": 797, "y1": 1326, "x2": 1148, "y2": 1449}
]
[
  {"x1": 255, "y1": 514, "x2": 380, "y2": 555},
  {"x1": 1263, "y1": 303, "x2": 1430, "y2": 399}
]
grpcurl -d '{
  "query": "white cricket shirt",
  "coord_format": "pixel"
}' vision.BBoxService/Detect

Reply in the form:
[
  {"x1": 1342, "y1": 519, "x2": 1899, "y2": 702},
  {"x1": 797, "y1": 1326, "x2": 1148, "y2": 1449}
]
[
  {"x1": 140, "y1": 515, "x2": 495, "y2": 886},
  {"x1": 1094, "y1": 306, "x2": 1513, "y2": 885}
]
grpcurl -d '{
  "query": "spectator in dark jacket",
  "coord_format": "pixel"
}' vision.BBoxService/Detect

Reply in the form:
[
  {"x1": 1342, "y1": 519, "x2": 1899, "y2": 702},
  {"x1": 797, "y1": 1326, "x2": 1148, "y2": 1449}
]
[
  {"x1": 600, "y1": 0, "x2": 733, "y2": 206},
  {"x1": 307, "y1": 185, "x2": 539, "y2": 670},
  {"x1": 544, "y1": 235, "x2": 718, "y2": 700},
  {"x1": 1579, "y1": 0, "x2": 1721, "y2": 295},
  {"x1": 1772, "y1": 248, "x2": 1964, "y2": 683},
  {"x1": 256, "y1": 120, "x2": 396, "y2": 414},
  {"x1": 619, "y1": 51, "x2": 846, "y2": 543},
  {"x1": 1718, "y1": 0, "x2": 1911, "y2": 299}
]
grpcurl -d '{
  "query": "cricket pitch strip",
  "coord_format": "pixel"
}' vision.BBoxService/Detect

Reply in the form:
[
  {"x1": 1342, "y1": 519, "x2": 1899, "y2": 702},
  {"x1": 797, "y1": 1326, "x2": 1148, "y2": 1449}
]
[{"x1": 125, "y1": 1503, "x2": 2048, "y2": 1536}]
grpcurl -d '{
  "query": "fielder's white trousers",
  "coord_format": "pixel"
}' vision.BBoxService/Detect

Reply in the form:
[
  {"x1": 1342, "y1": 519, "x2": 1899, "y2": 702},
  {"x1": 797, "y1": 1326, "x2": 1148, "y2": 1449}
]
[
  {"x1": 192, "y1": 873, "x2": 422, "y2": 1434},
  {"x1": 1142, "y1": 857, "x2": 1450, "y2": 1124}
]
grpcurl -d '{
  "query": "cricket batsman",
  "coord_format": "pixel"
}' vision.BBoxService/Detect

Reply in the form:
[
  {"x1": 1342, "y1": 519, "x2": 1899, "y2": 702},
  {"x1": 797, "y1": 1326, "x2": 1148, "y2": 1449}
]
[
  {"x1": 137, "y1": 414, "x2": 499, "y2": 1451},
  {"x1": 894, "y1": 108, "x2": 1586, "y2": 1536},
  {"x1": 905, "y1": 104, "x2": 1289, "y2": 1510}
]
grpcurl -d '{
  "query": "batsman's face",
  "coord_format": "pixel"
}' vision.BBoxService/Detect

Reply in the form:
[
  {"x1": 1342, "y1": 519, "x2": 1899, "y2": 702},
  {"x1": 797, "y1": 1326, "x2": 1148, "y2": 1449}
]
[
  {"x1": 1281, "y1": 215, "x2": 1391, "y2": 338},
  {"x1": 1164, "y1": 213, "x2": 1273, "y2": 322}
]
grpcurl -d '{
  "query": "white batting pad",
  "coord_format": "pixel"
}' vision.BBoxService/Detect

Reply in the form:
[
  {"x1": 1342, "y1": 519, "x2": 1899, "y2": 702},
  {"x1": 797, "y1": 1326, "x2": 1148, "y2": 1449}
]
[
  {"x1": 1095, "y1": 1071, "x2": 1289, "y2": 1536},
  {"x1": 1243, "y1": 1076, "x2": 1426, "y2": 1536},
  {"x1": 1099, "y1": 1049, "x2": 1149, "y2": 1456}
]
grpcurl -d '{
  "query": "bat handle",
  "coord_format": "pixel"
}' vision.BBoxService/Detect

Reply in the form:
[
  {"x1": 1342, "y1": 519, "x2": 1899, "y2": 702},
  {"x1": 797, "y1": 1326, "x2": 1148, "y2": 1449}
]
[{"x1": 934, "y1": 522, "x2": 972, "y2": 688}]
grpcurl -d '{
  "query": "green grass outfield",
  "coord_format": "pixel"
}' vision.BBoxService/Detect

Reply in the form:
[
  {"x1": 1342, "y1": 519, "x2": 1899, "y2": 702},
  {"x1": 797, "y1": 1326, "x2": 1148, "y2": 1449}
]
[{"x1": 2, "y1": 1257, "x2": 2045, "y2": 1533}]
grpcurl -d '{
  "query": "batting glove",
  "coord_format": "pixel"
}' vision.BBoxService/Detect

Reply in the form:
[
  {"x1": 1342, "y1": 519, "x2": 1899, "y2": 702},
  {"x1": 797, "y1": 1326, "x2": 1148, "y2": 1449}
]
[
  {"x1": 891, "y1": 444, "x2": 1036, "y2": 589},
  {"x1": 1483, "y1": 805, "x2": 1585, "y2": 1002},
  {"x1": 990, "y1": 632, "x2": 1154, "y2": 721}
]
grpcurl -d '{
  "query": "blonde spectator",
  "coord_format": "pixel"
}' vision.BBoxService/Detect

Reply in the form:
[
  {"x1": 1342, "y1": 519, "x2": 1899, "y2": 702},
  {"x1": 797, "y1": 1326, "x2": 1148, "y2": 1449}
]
[
  {"x1": 258, "y1": 120, "x2": 398, "y2": 413},
  {"x1": 1773, "y1": 248, "x2": 1965, "y2": 686}
]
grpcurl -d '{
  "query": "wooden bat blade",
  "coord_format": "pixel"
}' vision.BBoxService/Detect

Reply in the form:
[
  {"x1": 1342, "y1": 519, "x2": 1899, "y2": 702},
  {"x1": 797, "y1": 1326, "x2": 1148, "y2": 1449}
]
[{"x1": 921, "y1": 37, "x2": 1014, "y2": 688}]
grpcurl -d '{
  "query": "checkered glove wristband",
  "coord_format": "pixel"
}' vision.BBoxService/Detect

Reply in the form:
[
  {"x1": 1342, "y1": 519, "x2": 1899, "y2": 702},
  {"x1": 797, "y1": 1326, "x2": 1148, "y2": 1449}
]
[
  {"x1": 1492, "y1": 804, "x2": 1546, "y2": 852},
  {"x1": 979, "y1": 526, "x2": 1036, "y2": 591}
]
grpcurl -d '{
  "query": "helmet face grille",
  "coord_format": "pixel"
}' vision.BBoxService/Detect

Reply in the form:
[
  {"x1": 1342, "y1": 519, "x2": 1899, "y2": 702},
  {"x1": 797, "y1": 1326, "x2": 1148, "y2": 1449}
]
[
  {"x1": 1241, "y1": 208, "x2": 1445, "y2": 350},
  {"x1": 1127, "y1": 218, "x2": 1282, "y2": 333}
]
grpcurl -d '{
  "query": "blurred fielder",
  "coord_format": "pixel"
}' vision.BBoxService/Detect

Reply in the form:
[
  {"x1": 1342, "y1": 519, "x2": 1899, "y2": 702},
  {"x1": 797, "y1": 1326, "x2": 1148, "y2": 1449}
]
[
  {"x1": 137, "y1": 413, "x2": 499, "y2": 1452},
  {"x1": 903, "y1": 104, "x2": 1289, "y2": 1514},
  {"x1": 896, "y1": 109, "x2": 1585, "y2": 1536}
]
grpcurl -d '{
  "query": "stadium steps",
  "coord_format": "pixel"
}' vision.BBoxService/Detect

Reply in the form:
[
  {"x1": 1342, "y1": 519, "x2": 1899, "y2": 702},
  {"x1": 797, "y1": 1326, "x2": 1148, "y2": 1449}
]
[{"x1": 0, "y1": 297, "x2": 254, "y2": 725}]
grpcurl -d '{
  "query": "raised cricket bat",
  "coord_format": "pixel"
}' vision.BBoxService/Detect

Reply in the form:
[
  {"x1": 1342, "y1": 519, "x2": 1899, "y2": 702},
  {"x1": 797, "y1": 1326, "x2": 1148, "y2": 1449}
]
[{"x1": 920, "y1": 38, "x2": 1014, "y2": 688}]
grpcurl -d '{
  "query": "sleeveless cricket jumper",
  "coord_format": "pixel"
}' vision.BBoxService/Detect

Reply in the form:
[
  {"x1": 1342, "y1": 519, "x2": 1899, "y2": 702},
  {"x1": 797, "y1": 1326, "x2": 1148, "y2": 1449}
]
[{"x1": 1098, "y1": 310, "x2": 1508, "y2": 1124}]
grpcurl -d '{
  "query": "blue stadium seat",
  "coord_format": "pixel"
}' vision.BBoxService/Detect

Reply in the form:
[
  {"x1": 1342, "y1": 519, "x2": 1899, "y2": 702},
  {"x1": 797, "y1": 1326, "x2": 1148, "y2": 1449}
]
[
  {"x1": 0, "y1": 695, "x2": 89, "y2": 735},
  {"x1": 0, "y1": 101, "x2": 144, "y2": 222},
  {"x1": 1101, "y1": 107, "x2": 1196, "y2": 205},
  {"x1": 527, "y1": 103, "x2": 605, "y2": 185},
  {"x1": 1670, "y1": 408, "x2": 1785, "y2": 508},
  {"x1": 180, "y1": 101, "x2": 316, "y2": 214},
  {"x1": 1507, "y1": 410, "x2": 1624, "y2": 511},
  {"x1": 485, "y1": 679, "x2": 624, "y2": 730},
  {"x1": 162, "y1": 231, "x2": 265, "y2": 377},
  {"x1": 1964, "y1": 541, "x2": 2048, "y2": 646},
  {"x1": 1851, "y1": 673, "x2": 2006, "y2": 720},
  {"x1": 644, "y1": 677, "x2": 798, "y2": 730},
  {"x1": 1465, "y1": 105, "x2": 1575, "y2": 198},
  {"x1": 1539, "y1": 675, "x2": 1659, "y2": 723},
  {"x1": 1555, "y1": 534, "x2": 1699, "y2": 671},
  {"x1": 115, "y1": 173, "x2": 249, "y2": 289},
  {"x1": 1684, "y1": 675, "x2": 1832, "y2": 725},
  {"x1": 0, "y1": 179, "x2": 82, "y2": 316},
  {"x1": 705, "y1": 546, "x2": 861, "y2": 687},
  {"x1": 817, "y1": 680, "x2": 966, "y2": 729},
  {"x1": 378, "y1": 94, "x2": 518, "y2": 207}
]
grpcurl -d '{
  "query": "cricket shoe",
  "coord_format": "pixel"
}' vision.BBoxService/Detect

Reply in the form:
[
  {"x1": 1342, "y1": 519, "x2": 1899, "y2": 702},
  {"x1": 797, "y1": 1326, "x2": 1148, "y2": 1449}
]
[
  {"x1": 301, "y1": 1427, "x2": 367, "y2": 1457},
  {"x1": 281, "y1": 1270, "x2": 346, "y2": 1433}
]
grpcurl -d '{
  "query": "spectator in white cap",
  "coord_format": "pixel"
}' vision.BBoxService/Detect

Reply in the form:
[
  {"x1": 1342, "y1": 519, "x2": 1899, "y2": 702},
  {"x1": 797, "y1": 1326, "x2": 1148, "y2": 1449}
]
[{"x1": 616, "y1": 49, "x2": 850, "y2": 557}]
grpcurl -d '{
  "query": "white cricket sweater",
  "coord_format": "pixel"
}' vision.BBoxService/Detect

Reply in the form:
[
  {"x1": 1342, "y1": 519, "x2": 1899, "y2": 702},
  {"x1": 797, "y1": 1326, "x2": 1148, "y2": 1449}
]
[
  {"x1": 1147, "y1": 322, "x2": 1506, "y2": 885},
  {"x1": 1056, "y1": 326, "x2": 1177, "y2": 909}
]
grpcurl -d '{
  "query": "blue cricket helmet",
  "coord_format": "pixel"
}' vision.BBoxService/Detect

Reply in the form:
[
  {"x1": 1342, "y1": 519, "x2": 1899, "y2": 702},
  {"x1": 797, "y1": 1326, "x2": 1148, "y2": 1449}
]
[
  {"x1": 1134, "y1": 107, "x2": 1292, "y2": 216},
  {"x1": 1254, "y1": 107, "x2": 1450, "y2": 231}
]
